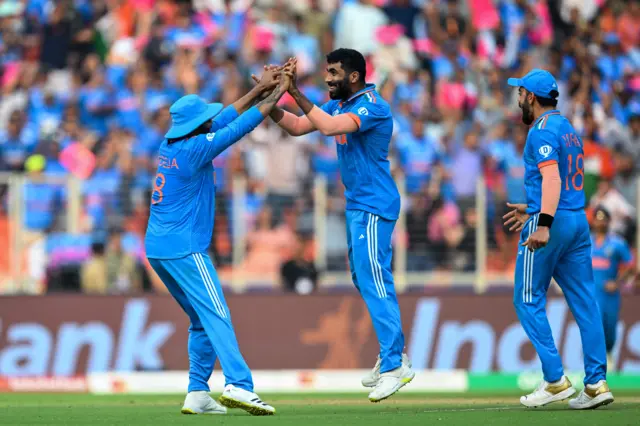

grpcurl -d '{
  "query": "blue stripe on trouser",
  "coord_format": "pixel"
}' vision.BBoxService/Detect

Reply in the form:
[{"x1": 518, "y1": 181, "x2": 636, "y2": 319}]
[
  {"x1": 346, "y1": 209, "x2": 404, "y2": 373},
  {"x1": 513, "y1": 211, "x2": 607, "y2": 385},
  {"x1": 149, "y1": 254, "x2": 253, "y2": 392}
]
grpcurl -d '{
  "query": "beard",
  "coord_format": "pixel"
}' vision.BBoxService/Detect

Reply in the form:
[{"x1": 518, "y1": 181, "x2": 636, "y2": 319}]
[
  {"x1": 328, "y1": 77, "x2": 350, "y2": 100},
  {"x1": 520, "y1": 99, "x2": 535, "y2": 125}
]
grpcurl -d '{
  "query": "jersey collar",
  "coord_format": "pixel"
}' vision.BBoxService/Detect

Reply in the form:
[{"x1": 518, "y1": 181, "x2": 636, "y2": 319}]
[
  {"x1": 533, "y1": 109, "x2": 560, "y2": 128},
  {"x1": 345, "y1": 83, "x2": 376, "y2": 103}
]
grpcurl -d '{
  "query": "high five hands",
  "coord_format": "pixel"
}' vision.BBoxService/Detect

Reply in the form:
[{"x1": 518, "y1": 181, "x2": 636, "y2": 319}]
[{"x1": 251, "y1": 58, "x2": 299, "y2": 99}]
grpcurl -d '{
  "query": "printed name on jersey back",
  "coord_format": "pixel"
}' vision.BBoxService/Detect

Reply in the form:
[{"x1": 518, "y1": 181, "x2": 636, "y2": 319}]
[
  {"x1": 561, "y1": 132, "x2": 582, "y2": 148},
  {"x1": 158, "y1": 155, "x2": 179, "y2": 170}
]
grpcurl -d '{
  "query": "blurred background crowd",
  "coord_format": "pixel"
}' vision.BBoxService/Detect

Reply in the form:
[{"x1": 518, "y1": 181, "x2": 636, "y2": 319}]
[{"x1": 0, "y1": 0, "x2": 638, "y2": 295}]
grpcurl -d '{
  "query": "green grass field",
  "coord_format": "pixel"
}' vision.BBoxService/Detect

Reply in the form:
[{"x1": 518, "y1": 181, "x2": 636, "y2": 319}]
[{"x1": 1, "y1": 392, "x2": 639, "y2": 425}]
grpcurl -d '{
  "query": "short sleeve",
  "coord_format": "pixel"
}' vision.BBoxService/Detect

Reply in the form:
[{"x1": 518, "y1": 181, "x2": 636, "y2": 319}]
[
  {"x1": 347, "y1": 101, "x2": 391, "y2": 133},
  {"x1": 529, "y1": 129, "x2": 560, "y2": 169}
]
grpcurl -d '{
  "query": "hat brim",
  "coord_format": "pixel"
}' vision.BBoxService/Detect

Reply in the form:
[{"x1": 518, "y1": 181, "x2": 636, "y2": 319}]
[
  {"x1": 165, "y1": 103, "x2": 224, "y2": 139},
  {"x1": 507, "y1": 78, "x2": 524, "y2": 88}
]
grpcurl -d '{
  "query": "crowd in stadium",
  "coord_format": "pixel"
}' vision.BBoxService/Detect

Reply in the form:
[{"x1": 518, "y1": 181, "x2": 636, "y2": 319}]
[{"x1": 0, "y1": 0, "x2": 638, "y2": 293}]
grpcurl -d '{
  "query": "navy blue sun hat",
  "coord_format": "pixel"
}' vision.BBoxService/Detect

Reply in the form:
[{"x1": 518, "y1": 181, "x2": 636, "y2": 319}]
[
  {"x1": 507, "y1": 68, "x2": 559, "y2": 100},
  {"x1": 165, "y1": 94, "x2": 223, "y2": 139}
]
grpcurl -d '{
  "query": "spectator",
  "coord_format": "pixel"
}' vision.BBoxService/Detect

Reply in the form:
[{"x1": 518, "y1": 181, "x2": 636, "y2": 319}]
[
  {"x1": 426, "y1": 194, "x2": 464, "y2": 270},
  {"x1": 246, "y1": 120, "x2": 308, "y2": 227},
  {"x1": 590, "y1": 178, "x2": 635, "y2": 239},
  {"x1": 80, "y1": 229, "x2": 141, "y2": 294},
  {"x1": 396, "y1": 117, "x2": 439, "y2": 194},
  {"x1": 451, "y1": 129, "x2": 483, "y2": 202},
  {"x1": 0, "y1": 110, "x2": 38, "y2": 171},
  {"x1": 280, "y1": 233, "x2": 318, "y2": 295},
  {"x1": 383, "y1": 0, "x2": 421, "y2": 40},
  {"x1": 287, "y1": 14, "x2": 320, "y2": 77},
  {"x1": 81, "y1": 240, "x2": 108, "y2": 294},
  {"x1": 334, "y1": 0, "x2": 388, "y2": 56}
]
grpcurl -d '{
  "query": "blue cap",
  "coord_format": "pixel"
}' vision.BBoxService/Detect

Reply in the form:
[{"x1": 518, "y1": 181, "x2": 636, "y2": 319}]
[
  {"x1": 165, "y1": 94, "x2": 223, "y2": 139},
  {"x1": 507, "y1": 68, "x2": 559, "y2": 100}
]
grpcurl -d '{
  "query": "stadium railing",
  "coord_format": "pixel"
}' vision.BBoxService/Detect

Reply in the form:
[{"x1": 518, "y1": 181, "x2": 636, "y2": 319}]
[{"x1": 2, "y1": 173, "x2": 638, "y2": 295}]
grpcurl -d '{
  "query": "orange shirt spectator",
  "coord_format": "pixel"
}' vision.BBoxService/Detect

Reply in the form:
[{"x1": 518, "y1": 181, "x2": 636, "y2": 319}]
[{"x1": 618, "y1": 5, "x2": 640, "y2": 52}]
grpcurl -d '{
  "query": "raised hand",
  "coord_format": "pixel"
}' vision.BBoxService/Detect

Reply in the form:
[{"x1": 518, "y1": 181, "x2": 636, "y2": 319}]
[
  {"x1": 283, "y1": 57, "x2": 299, "y2": 94},
  {"x1": 251, "y1": 64, "x2": 282, "y2": 95}
]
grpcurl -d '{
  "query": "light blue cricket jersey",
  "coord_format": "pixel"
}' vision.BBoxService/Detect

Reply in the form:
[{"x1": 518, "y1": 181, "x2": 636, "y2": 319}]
[
  {"x1": 321, "y1": 84, "x2": 400, "y2": 220},
  {"x1": 145, "y1": 105, "x2": 263, "y2": 259},
  {"x1": 523, "y1": 110, "x2": 586, "y2": 214}
]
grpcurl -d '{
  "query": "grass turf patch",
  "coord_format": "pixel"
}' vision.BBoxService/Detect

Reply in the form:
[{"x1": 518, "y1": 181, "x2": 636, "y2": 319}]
[{"x1": 1, "y1": 392, "x2": 639, "y2": 425}]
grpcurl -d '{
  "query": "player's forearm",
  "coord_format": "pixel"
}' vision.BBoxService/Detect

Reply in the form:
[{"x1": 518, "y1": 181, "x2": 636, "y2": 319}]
[
  {"x1": 256, "y1": 84, "x2": 287, "y2": 117},
  {"x1": 269, "y1": 106, "x2": 285, "y2": 123},
  {"x1": 275, "y1": 110, "x2": 316, "y2": 136},
  {"x1": 288, "y1": 86, "x2": 315, "y2": 115},
  {"x1": 539, "y1": 164, "x2": 561, "y2": 220},
  {"x1": 231, "y1": 85, "x2": 264, "y2": 115},
  {"x1": 306, "y1": 106, "x2": 359, "y2": 136}
]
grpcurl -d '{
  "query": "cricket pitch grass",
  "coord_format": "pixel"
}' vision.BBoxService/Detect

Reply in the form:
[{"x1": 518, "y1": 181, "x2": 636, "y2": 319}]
[{"x1": 2, "y1": 391, "x2": 639, "y2": 425}]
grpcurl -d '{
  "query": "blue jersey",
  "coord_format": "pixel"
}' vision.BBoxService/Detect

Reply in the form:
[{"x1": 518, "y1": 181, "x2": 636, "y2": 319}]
[
  {"x1": 145, "y1": 105, "x2": 263, "y2": 259},
  {"x1": 523, "y1": 110, "x2": 585, "y2": 214},
  {"x1": 320, "y1": 84, "x2": 400, "y2": 220},
  {"x1": 591, "y1": 233, "x2": 632, "y2": 289}
]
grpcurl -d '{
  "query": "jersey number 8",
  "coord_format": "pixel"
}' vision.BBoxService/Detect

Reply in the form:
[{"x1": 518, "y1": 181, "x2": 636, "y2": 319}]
[
  {"x1": 566, "y1": 154, "x2": 584, "y2": 191},
  {"x1": 152, "y1": 173, "x2": 166, "y2": 204}
]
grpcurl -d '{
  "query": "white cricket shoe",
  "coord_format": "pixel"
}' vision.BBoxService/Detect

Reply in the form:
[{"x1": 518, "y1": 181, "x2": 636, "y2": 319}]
[
  {"x1": 368, "y1": 363, "x2": 415, "y2": 402},
  {"x1": 181, "y1": 391, "x2": 227, "y2": 415},
  {"x1": 520, "y1": 376, "x2": 576, "y2": 408},
  {"x1": 218, "y1": 384, "x2": 276, "y2": 416},
  {"x1": 362, "y1": 353, "x2": 412, "y2": 388},
  {"x1": 569, "y1": 380, "x2": 614, "y2": 410}
]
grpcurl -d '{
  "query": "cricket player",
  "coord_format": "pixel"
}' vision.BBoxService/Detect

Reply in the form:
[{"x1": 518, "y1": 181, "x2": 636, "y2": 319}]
[
  {"x1": 503, "y1": 69, "x2": 613, "y2": 409},
  {"x1": 590, "y1": 206, "x2": 635, "y2": 368},
  {"x1": 254, "y1": 49, "x2": 414, "y2": 402},
  {"x1": 145, "y1": 67, "x2": 291, "y2": 416}
]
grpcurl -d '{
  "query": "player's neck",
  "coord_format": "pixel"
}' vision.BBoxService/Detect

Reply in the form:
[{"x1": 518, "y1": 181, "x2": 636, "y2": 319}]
[
  {"x1": 533, "y1": 106, "x2": 556, "y2": 122},
  {"x1": 344, "y1": 83, "x2": 367, "y2": 100}
]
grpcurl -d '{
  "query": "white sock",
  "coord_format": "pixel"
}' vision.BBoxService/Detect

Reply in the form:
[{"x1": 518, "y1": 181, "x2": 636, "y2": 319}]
[
  {"x1": 549, "y1": 376, "x2": 565, "y2": 386},
  {"x1": 587, "y1": 380, "x2": 605, "y2": 389}
]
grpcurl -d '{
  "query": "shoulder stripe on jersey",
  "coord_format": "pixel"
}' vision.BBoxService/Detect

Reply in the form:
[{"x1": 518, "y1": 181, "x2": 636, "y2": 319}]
[
  {"x1": 538, "y1": 159, "x2": 557, "y2": 169},
  {"x1": 538, "y1": 112, "x2": 561, "y2": 129},
  {"x1": 348, "y1": 88, "x2": 376, "y2": 102}
]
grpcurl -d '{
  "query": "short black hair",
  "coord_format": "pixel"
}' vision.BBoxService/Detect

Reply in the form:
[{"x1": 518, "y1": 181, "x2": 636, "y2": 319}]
[
  {"x1": 326, "y1": 48, "x2": 366, "y2": 82},
  {"x1": 524, "y1": 88, "x2": 558, "y2": 108},
  {"x1": 537, "y1": 96, "x2": 558, "y2": 108},
  {"x1": 167, "y1": 120, "x2": 211, "y2": 144}
]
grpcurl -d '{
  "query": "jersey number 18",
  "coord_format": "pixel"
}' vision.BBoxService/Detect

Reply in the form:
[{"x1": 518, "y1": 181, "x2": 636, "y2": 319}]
[{"x1": 565, "y1": 154, "x2": 584, "y2": 191}]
